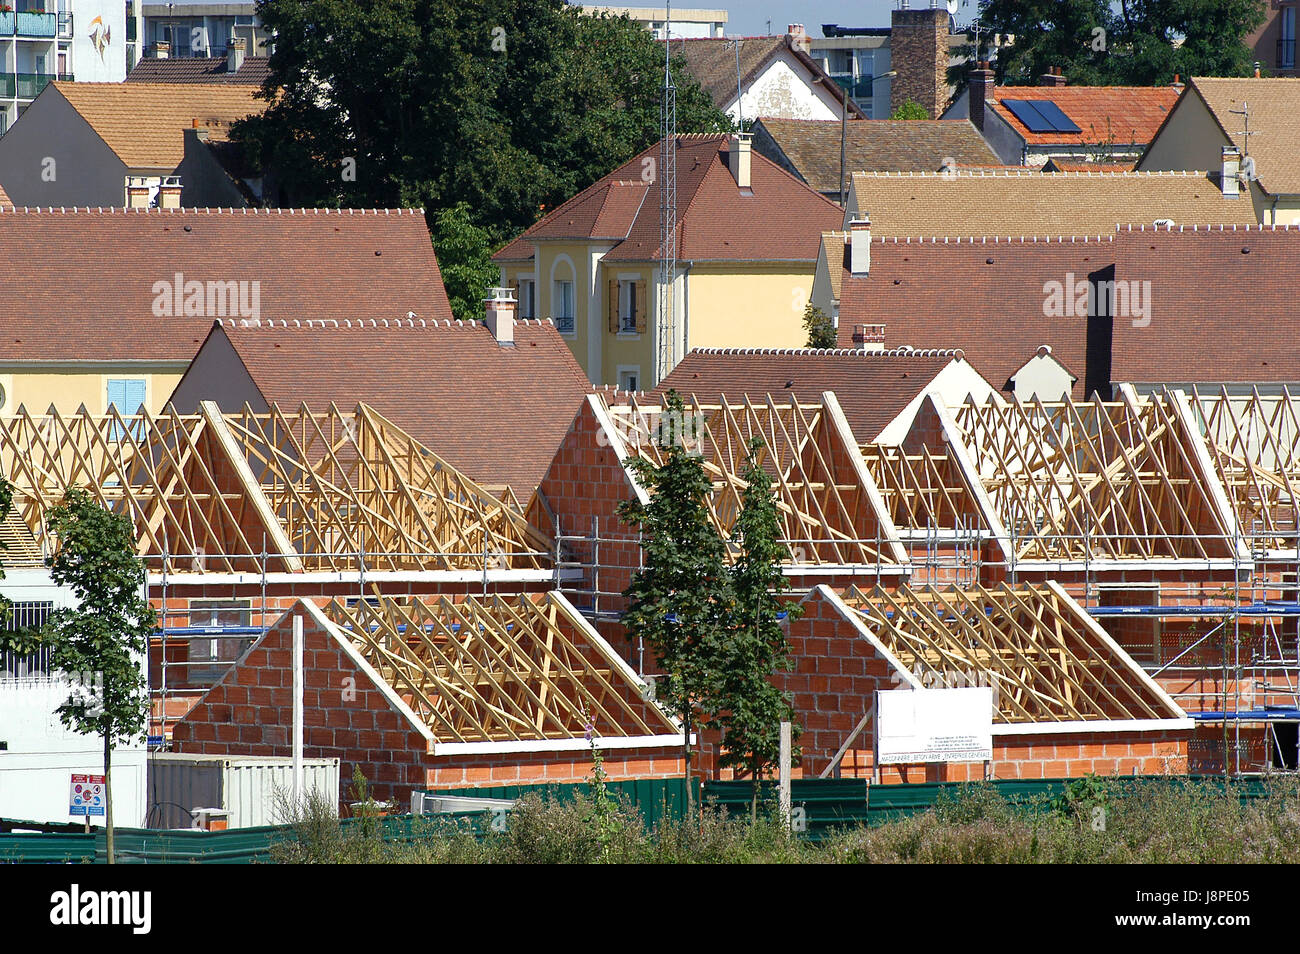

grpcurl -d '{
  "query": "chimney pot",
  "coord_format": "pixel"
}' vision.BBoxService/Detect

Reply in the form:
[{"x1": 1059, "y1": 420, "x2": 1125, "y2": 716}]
[
  {"x1": 728, "y1": 133, "x2": 752, "y2": 190},
  {"x1": 849, "y1": 215, "x2": 871, "y2": 277},
  {"x1": 485, "y1": 286, "x2": 517, "y2": 345},
  {"x1": 787, "y1": 23, "x2": 810, "y2": 54}
]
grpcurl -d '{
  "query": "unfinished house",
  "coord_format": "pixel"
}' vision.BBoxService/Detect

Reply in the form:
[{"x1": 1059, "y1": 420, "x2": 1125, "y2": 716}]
[
  {"x1": 170, "y1": 596, "x2": 685, "y2": 806},
  {"x1": 783, "y1": 583, "x2": 1191, "y2": 783},
  {"x1": 530, "y1": 391, "x2": 909, "y2": 656},
  {"x1": 0, "y1": 400, "x2": 556, "y2": 739}
]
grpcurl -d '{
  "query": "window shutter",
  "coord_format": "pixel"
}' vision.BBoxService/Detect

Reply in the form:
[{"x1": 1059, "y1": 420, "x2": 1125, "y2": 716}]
[
  {"x1": 634, "y1": 280, "x2": 648, "y2": 334},
  {"x1": 608, "y1": 280, "x2": 619, "y2": 333}
]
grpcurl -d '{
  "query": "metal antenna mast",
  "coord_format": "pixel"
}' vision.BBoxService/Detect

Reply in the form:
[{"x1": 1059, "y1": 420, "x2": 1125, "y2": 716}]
[{"x1": 656, "y1": 0, "x2": 678, "y2": 384}]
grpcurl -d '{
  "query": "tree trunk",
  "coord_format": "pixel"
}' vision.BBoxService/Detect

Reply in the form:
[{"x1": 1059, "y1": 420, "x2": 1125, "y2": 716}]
[
  {"x1": 683, "y1": 708, "x2": 694, "y2": 819},
  {"x1": 103, "y1": 731, "x2": 115, "y2": 865}
]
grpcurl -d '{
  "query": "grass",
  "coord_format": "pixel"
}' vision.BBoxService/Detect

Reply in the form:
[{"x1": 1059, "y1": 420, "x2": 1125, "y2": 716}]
[{"x1": 270, "y1": 774, "x2": 1300, "y2": 864}]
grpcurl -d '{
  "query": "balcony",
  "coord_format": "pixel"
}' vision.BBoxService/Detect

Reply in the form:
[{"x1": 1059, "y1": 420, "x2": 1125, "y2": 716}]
[
  {"x1": 0, "y1": 73, "x2": 12, "y2": 98},
  {"x1": 13, "y1": 11, "x2": 57, "y2": 38},
  {"x1": 14, "y1": 71, "x2": 66, "y2": 98}
]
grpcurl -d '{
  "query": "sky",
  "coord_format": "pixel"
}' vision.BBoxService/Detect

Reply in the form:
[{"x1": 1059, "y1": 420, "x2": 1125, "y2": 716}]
[{"x1": 706, "y1": 1, "x2": 975, "y2": 38}]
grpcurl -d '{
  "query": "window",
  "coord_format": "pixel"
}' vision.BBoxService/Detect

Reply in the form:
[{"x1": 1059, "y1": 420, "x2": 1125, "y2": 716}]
[
  {"x1": 608, "y1": 277, "x2": 645, "y2": 335},
  {"x1": 553, "y1": 280, "x2": 575, "y2": 333},
  {"x1": 1282, "y1": 7, "x2": 1296, "y2": 70},
  {"x1": 106, "y1": 378, "x2": 146, "y2": 441},
  {"x1": 2, "y1": 601, "x2": 55, "y2": 677},
  {"x1": 617, "y1": 367, "x2": 641, "y2": 393},
  {"x1": 187, "y1": 600, "x2": 252, "y2": 686},
  {"x1": 517, "y1": 278, "x2": 536, "y2": 319},
  {"x1": 619, "y1": 280, "x2": 640, "y2": 333}
]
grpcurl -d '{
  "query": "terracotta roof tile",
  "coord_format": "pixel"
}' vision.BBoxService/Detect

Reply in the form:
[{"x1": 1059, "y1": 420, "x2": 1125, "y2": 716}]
[
  {"x1": 990, "y1": 85, "x2": 1178, "y2": 146},
  {"x1": 126, "y1": 56, "x2": 272, "y2": 86},
  {"x1": 0, "y1": 181, "x2": 10, "y2": 208},
  {"x1": 0, "y1": 207, "x2": 452, "y2": 361},
  {"x1": 848, "y1": 169, "x2": 1256, "y2": 238},
  {"x1": 51, "y1": 81, "x2": 265, "y2": 168},
  {"x1": 753, "y1": 118, "x2": 999, "y2": 193},
  {"x1": 651, "y1": 347, "x2": 962, "y2": 441},
  {"x1": 205, "y1": 319, "x2": 593, "y2": 495}
]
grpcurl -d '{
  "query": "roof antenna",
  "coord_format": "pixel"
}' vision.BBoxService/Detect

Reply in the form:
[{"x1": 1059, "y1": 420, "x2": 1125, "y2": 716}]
[{"x1": 734, "y1": 36, "x2": 744, "y2": 130}]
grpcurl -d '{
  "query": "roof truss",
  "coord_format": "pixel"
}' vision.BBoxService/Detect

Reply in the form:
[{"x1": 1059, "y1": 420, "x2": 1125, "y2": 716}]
[
  {"x1": 859, "y1": 443, "x2": 984, "y2": 533},
  {"x1": 840, "y1": 582, "x2": 1179, "y2": 724},
  {"x1": 325, "y1": 593, "x2": 678, "y2": 743}
]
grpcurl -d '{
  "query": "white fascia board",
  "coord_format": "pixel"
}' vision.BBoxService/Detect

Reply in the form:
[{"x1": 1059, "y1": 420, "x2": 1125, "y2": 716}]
[
  {"x1": 784, "y1": 564, "x2": 910, "y2": 577},
  {"x1": 1011, "y1": 559, "x2": 1250, "y2": 573},
  {"x1": 148, "y1": 569, "x2": 569, "y2": 587},
  {"x1": 590, "y1": 394, "x2": 651, "y2": 505},
  {"x1": 995, "y1": 718, "x2": 1195, "y2": 736},
  {"x1": 432, "y1": 733, "x2": 691, "y2": 756},
  {"x1": 816, "y1": 584, "x2": 923, "y2": 689}
]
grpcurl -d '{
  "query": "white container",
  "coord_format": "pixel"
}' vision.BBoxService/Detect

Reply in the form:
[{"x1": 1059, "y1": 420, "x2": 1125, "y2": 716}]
[{"x1": 147, "y1": 753, "x2": 340, "y2": 829}]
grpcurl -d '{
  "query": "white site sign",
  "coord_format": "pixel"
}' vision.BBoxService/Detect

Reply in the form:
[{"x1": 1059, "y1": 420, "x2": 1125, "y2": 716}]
[{"x1": 876, "y1": 687, "x2": 993, "y2": 764}]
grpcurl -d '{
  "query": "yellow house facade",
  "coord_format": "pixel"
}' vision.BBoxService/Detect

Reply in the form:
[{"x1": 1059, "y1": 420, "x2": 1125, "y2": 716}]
[
  {"x1": 494, "y1": 133, "x2": 843, "y2": 389},
  {"x1": 0, "y1": 364, "x2": 188, "y2": 418}
]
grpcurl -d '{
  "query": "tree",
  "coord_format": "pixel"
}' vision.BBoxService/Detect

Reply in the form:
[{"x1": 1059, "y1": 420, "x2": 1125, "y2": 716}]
[
  {"x1": 711, "y1": 441, "x2": 801, "y2": 818},
  {"x1": 949, "y1": 0, "x2": 1264, "y2": 95},
  {"x1": 433, "y1": 201, "x2": 502, "y2": 323},
  {"x1": 802, "y1": 303, "x2": 837, "y2": 349},
  {"x1": 43, "y1": 489, "x2": 154, "y2": 864},
  {"x1": 890, "y1": 99, "x2": 930, "y2": 120},
  {"x1": 617, "y1": 390, "x2": 733, "y2": 813},
  {"x1": 234, "y1": 1, "x2": 730, "y2": 247}
]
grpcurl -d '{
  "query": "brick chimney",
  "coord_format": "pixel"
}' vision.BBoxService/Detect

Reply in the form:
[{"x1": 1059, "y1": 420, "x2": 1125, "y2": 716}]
[
  {"x1": 158, "y1": 176, "x2": 182, "y2": 209},
  {"x1": 890, "y1": 5, "x2": 949, "y2": 120},
  {"x1": 227, "y1": 36, "x2": 246, "y2": 73},
  {"x1": 485, "y1": 287, "x2": 517, "y2": 345},
  {"x1": 153, "y1": 41, "x2": 170, "y2": 59},
  {"x1": 728, "y1": 133, "x2": 752, "y2": 190},
  {"x1": 787, "y1": 23, "x2": 810, "y2": 54},
  {"x1": 1221, "y1": 146, "x2": 1241, "y2": 198},
  {"x1": 854, "y1": 324, "x2": 885, "y2": 352},
  {"x1": 849, "y1": 214, "x2": 871, "y2": 276},
  {"x1": 968, "y1": 61, "x2": 994, "y2": 132},
  {"x1": 1039, "y1": 66, "x2": 1068, "y2": 87},
  {"x1": 125, "y1": 176, "x2": 151, "y2": 208}
]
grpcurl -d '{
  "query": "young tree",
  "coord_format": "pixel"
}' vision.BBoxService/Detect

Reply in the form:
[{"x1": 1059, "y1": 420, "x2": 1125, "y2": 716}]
[
  {"x1": 433, "y1": 201, "x2": 502, "y2": 323},
  {"x1": 43, "y1": 489, "x2": 154, "y2": 864},
  {"x1": 802, "y1": 302, "x2": 837, "y2": 349},
  {"x1": 618, "y1": 390, "x2": 732, "y2": 813},
  {"x1": 711, "y1": 441, "x2": 801, "y2": 818},
  {"x1": 889, "y1": 99, "x2": 930, "y2": 120}
]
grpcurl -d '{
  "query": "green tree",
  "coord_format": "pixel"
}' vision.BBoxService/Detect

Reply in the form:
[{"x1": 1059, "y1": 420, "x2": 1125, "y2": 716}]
[
  {"x1": 617, "y1": 390, "x2": 733, "y2": 813},
  {"x1": 235, "y1": 1, "x2": 729, "y2": 246},
  {"x1": 42, "y1": 490, "x2": 154, "y2": 864},
  {"x1": 802, "y1": 303, "x2": 837, "y2": 349},
  {"x1": 433, "y1": 201, "x2": 501, "y2": 323},
  {"x1": 890, "y1": 99, "x2": 930, "y2": 120},
  {"x1": 0, "y1": 476, "x2": 11, "y2": 633},
  {"x1": 712, "y1": 441, "x2": 801, "y2": 818}
]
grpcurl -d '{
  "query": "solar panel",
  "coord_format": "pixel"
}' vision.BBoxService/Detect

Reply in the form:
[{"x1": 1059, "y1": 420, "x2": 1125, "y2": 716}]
[
  {"x1": 1001, "y1": 99, "x2": 1056, "y2": 133},
  {"x1": 1029, "y1": 100, "x2": 1082, "y2": 134}
]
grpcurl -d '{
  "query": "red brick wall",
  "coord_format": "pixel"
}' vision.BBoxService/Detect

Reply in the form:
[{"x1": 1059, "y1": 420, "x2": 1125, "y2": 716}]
[{"x1": 426, "y1": 747, "x2": 685, "y2": 788}]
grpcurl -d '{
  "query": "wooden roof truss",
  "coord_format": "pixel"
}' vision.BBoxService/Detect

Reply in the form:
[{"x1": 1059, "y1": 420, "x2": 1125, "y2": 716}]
[
  {"x1": 0, "y1": 402, "x2": 548, "y2": 573},
  {"x1": 611, "y1": 394, "x2": 895, "y2": 565},
  {"x1": 1188, "y1": 386, "x2": 1300, "y2": 551},
  {"x1": 326, "y1": 593, "x2": 678, "y2": 743},
  {"x1": 859, "y1": 443, "x2": 983, "y2": 533},
  {"x1": 949, "y1": 394, "x2": 1232, "y2": 561},
  {"x1": 841, "y1": 582, "x2": 1179, "y2": 724}
]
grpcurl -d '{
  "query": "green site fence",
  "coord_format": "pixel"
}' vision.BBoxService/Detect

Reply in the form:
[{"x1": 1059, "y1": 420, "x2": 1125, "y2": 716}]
[{"x1": 421, "y1": 776, "x2": 699, "y2": 829}]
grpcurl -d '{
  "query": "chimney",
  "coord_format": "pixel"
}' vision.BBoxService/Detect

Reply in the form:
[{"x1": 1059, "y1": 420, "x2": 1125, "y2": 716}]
[
  {"x1": 890, "y1": 5, "x2": 949, "y2": 120},
  {"x1": 158, "y1": 175, "x2": 182, "y2": 209},
  {"x1": 227, "y1": 36, "x2": 246, "y2": 73},
  {"x1": 728, "y1": 133, "x2": 752, "y2": 190},
  {"x1": 191, "y1": 117, "x2": 210, "y2": 143},
  {"x1": 1221, "y1": 146, "x2": 1241, "y2": 198},
  {"x1": 485, "y1": 286, "x2": 516, "y2": 345},
  {"x1": 125, "y1": 176, "x2": 151, "y2": 209},
  {"x1": 854, "y1": 324, "x2": 886, "y2": 352},
  {"x1": 153, "y1": 41, "x2": 170, "y2": 59},
  {"x1": 849, "y1": 214, "x2": 871, "y2": 276},
  {"x1": 787, "y1": 23, "x2": 810, "y2": 54},
  {"x1": 1039, "y1": 65, "x2": 1068, "y2": 87},
  {"x1": 968, "y1": 61, "x2": 994, "y2": 132}
]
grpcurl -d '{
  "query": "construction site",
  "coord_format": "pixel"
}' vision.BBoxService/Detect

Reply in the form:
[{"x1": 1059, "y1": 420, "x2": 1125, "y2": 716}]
[{"x1": 2, "y1": 383, "x2": 1299, "y2": 819}]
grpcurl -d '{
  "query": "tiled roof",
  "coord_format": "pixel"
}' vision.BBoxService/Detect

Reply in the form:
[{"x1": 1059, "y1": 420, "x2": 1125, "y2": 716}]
[
  {"x1": 0, "y1": 181, "x2": 10, "y2": 208},
  {"x1": 753, "y1": 118, "x2": 999, "y2": 193},
  {"x1": 1043, "y1": 160, "x2": 1134, "y2": 173},
  {"x1": 836, "y1": 226, "x2": 1300, "y2": 395},
  {"x1": 848, "y1": 170, "x2": 1256, "y2": 238},
  {"x1": 205, "y1": 319, "x2": 594, "y2": 495},
  {"x1": 663, "y1": 35, "x2": 864, "y2": 118},
  {"x1": 651, "y1": 346, "x2": 961, "y2": 441},
  {"x1": 126, "y1": 56, "x2": 272, "y2": 86},
  {"x1": 822, "y1": 230, "x2": 847, "y2": 302},
  {"x1": 0, "y1": 208, "x2": 452, "y2": 361},
  {"x1": 51, "y1": 82, "x2": 265, "y2": 168},
  {"x1": 989, "y1": 85, "x2": 1179, "y2": 146},
  {"x1": 1184, "y1": 77, "x2": 1300, "y2": 194},
  {"x1": 494, "y1": 135, "x2": 843, "y2": 265}
]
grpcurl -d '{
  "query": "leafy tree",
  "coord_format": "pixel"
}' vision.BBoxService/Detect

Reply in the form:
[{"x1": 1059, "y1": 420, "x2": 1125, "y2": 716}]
[
  {"x1": 235, "y1": 1, "x2": 730, "y2": 246},
  {"x1": 802, "y1": 303, "x2": 837, "y2": 349},
  {"x1": 0, "y1": 476, "x2": 11, "y2": 633},
  {"x1": 433, "y1": 201, "x2": 501, "y2": 323},
  {"x1": 711, "y1": 441, "x2": 801, "y2": 818},
  {"x1": 949, "y1": 0, "x2": 1264, "y2": 95},
  {"x1": 42, "y1": 490, "x2": 154, "y2": 864},
  {"x1": 890, "y1": 99, "x2": 930, "y2": 120},
  {"x1": 618, "y1": 390, "x2": 733, "y2": 813}
]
